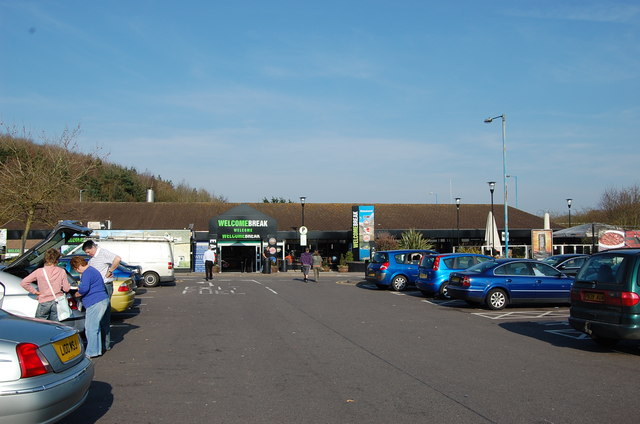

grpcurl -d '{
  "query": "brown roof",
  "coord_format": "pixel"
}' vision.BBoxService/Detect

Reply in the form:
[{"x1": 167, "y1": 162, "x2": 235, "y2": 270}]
[{"x1": 27, "y1": 202, "x2": 556, "y2": 233}]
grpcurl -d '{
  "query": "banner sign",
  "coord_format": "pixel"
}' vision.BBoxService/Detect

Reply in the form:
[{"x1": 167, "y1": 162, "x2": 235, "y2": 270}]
[
  {"x1": 352, "y1": 205, "x2": 374, "y2": 261},
  {"x1": 531, "y1": 229, "x2": 552, "y2": 260}
]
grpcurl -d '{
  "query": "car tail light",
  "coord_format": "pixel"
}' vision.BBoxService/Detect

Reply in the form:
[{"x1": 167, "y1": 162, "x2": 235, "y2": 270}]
[
  {"x1": 433, "y1": 257, "x2": 441, "y2": 271},
  {"x1": 17, "y1": 343, "x2": 52, "y2": 378},
  {"x1": 168, "y1": 262, "x2": 173, "y2": 270},
  {"x1": 380, "y1": 261, "x2": 389, "y2": 271},
  {"x1": 606, "y1": 291, "x2": 640, "y2": 307},
  {"x1": 67, "y1": 295, "x2": 80, "y2": 311},
  {"x1": 462, "y1": 276, "x2": 471, "y2": 287},
  {"x1": 118, "y1": 284, "x2": 130, "y2": 292}
]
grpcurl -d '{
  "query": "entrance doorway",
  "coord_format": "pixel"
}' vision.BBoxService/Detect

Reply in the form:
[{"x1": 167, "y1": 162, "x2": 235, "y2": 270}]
[{"x1": 219, "y1": 245, "x2": 257, "y2": 272}]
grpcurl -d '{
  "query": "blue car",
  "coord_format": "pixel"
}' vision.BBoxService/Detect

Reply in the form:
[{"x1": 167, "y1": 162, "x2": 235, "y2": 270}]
[
  {"x1": 447, "y1": 258, "x2": 574, "y2": 310},
  {"x1": 416, "y1": 253, "x2": 493, "y2": 298},
  {"x1": 58, "y1": 255, "x2": 143, "y2": 287},
  {"x1": 365, "y1": 249, "x2": 438, "y2": 291}
]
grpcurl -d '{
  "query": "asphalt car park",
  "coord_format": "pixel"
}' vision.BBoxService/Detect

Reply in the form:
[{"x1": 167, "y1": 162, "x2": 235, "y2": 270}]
[{"x1": 59, "y1": 272, "x2": 640, "y2": 424}]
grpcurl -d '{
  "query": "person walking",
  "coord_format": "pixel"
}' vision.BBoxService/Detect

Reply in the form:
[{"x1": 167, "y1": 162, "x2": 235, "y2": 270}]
[
  {"x1": 203, "y1": 246, "x2": 216, "y2": 280},
  {"x1": 20, "y1": 248, "x2": 71, "y2": 321},
  {"x1": 70, "y1": 256, "x2": 109, "y2": 358},
  {"x1": 312, "y1": 250, "x2": 322, "y2": 282},
  {"x1": 300, "y1": 248, "x2": 313, "y2": 283},
  {"x1": 82, "y1": 240, "x2": 121, "y2": 351}
]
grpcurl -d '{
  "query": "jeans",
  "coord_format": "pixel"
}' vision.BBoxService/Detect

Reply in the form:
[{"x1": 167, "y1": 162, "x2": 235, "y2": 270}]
[
  {"x1": 85, "y1": 298, "x2": 109, "y2": 357},
  {"x1": 35, "y1": 300, "x2": 58, "y2": 321},
  {"x1": 102, "y1": 283, "x2": 113, "y2": 349}
]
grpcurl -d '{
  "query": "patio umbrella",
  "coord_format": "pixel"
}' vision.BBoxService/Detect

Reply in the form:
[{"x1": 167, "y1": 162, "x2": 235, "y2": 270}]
[{"x1": 484, "y1": 211, "x2": 502, "y2": 256}]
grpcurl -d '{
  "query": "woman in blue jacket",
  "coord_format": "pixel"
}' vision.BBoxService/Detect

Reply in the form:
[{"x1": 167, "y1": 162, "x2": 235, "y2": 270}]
[{"x1": 70, "y1": 256, "x2": 109, "y2": 358}]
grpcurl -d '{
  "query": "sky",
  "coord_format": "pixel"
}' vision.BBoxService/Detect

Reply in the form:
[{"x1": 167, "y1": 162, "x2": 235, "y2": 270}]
[{"x1": 1, "y1": 0, "x2": 639, "y2": 217}]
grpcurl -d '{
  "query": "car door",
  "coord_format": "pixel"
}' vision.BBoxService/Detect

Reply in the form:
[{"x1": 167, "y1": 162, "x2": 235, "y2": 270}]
[
  {"x1": 530, "y1": 262, "x2": 572, "y2": 301},
  {"x1": 494, "y1": 262, "x2": 536, "y2": 301}
]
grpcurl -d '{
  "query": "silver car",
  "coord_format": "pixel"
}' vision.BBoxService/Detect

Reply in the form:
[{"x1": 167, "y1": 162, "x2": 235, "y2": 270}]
[{"x1": 0, "y1": 283, "x2": 94, "y2": 423}]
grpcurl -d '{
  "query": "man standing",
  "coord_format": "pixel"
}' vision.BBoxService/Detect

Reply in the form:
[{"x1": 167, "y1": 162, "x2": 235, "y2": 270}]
[
  {"x1": 82, "y1": 239, "x2": 121, "y2": 352},
  {"x1": 300, "y1": 248, "x2": 313, "y2": 283},
  {"x1": 203, "y1": 246, "x2": 216, "y2": 281}
]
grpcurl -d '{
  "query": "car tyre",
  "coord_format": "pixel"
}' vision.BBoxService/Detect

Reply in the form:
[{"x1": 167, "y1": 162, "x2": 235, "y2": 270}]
[
  {"x1": 591, "y1": 335, "x2": 619, "y2": 348},
  {"x1": 486, "y1": 288, "x2": 507, "y2": 310},
  {"x1": 143, "y1": 271, "x2": 160, "y2": 287},
  {"x1": 391, "y1": 275, "x2": 408, "y2": 291},
  {"x1": 438, "y1": 283, "x2": 451, "y2": 299}
]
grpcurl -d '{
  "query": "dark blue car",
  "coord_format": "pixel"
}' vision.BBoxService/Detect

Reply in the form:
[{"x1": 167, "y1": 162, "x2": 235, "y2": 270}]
[
  {"x1": 365, "y1": 249, "x2": 438, "y2": 291},
  {"x1": 447, "y1": 258, "x2": 574, "y2": 310}
]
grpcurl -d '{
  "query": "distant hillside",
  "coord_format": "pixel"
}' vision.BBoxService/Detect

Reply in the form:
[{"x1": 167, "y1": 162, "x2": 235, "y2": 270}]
[{"x1": 1, "y1": 132, "x2": 227, "y2": 203}]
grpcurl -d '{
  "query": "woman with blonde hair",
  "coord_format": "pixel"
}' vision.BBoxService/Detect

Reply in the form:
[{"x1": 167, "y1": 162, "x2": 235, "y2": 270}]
[{"x1": 20, "y1": 248, "x2": 70, "y2": 321}]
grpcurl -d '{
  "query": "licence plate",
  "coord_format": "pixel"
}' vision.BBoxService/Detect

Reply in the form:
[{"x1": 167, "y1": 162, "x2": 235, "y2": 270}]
[
  {"x1": 53, "y1": 333, "x2": 82, "y2": 362},
  {"x1": 419, "y1": 273, "x2": 427, "y2": 278},
  {"x1": 368, "y1": 272, "x2": 375, "y2": 277},
  {"x1": 584, "y1": 292, "x2": 605, "y2": 302}
]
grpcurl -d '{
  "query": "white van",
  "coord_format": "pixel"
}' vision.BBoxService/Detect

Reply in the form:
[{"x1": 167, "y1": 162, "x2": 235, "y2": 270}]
[{"x1": 81, "y1": 238, "x2": 175, "y2": 287}]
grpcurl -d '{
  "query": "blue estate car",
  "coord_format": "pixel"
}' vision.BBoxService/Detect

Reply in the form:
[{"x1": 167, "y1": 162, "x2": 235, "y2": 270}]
[
  {"x1": 447, "y1": 258, "x2": 574, "y2": 310},
  {"x1": 416, "y1": 253, "x2": 493, "y2": 298},
  {"x1": 365, "y1": 249, "x2": 438, "y2": 291}
]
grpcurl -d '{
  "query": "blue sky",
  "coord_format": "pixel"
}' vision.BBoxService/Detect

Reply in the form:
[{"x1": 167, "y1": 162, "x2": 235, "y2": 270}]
[{"x1": 1, "y1": 1, "x2": 638, "y2": 216}]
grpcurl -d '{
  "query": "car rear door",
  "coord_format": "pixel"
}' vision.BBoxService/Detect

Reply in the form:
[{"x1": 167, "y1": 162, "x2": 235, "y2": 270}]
[{"x1": 494, "y1": 262, "x2": 536, "y2": 301}]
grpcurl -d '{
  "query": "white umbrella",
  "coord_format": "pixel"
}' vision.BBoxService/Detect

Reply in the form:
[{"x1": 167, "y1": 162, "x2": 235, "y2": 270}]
[{"x1": 484, "y1": 211, "x2": 502, "y2": 255}]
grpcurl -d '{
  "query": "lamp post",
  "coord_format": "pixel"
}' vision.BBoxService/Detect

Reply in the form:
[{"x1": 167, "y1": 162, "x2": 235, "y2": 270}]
[
  {"x1": 567, "y1": 198, "x2": 573, "y2": 227},
  {"x1": 299, "y1": 196, "x2": 306, "y2": 227},
  {"x1": 488, "y1": 182, "x2": 496, "y2": 255},
  {"x1": 455, "y1": 197, "x2": 461, "y2": 249},
  {"x1": 429, "y1": 192, "x2": 438, "y2": 204},
  {"x1": 507, "y1": 175, "x2": 518, "y2": 209},
  {"x1": 484, "y1": 114, "x2": 509, "y2": 257}
]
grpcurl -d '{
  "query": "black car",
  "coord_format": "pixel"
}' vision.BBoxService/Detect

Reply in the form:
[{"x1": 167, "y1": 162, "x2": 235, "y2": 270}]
[{"x1": 542, "y1": 254, "x2": 588, "y2": 277}]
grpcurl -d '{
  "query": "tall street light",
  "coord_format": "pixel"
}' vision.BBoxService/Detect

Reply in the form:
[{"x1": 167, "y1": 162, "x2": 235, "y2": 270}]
[
  {"x1": 488, "y1": 181, "x2": 496, "y2": 255},
  {"x1": 484, "y1": 114, "x2": 509, "y2": 257},
  {"x1": 429, "y1": 191, "x2": 438, "y2": 204},
  {"x1": 455, "y1": 197, "x2": 461, "y2": 249},
  {"x1": 567, "y1": 198, "x2": 573, "y2": 227},
  {"x1": 507, "y1": 175, "x2": 518, "y2": 209},
  {"x1": 299, "y1": 196, "x2": 306, "y2": 227}
]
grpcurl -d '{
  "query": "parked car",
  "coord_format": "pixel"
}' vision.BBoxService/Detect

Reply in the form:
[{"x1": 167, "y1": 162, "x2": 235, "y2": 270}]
[
  {"x1": 542, "y1": 254, "x2": 589, "y2": 277},
  {"x1": 365, "y1": 249, "x2": 438, "y2": 291},
  {"x1": 0, "y1": 221, "x2": 91, "y2": 330},
  {"x1": 569, "y1": 248, "x2": 640, "y2": 347},
  {"x1": 0, "y1": 283, "x2": 94, "y2": 424},
  {"x1": 447, "y1": 258, "x2": 574, "y2": 310},
  {"x1": 416, "y1": 253, "x2": 493, "y2": 298},
  {"x1": 57, "y1": 255, "x2": 136, "y2": 313}
]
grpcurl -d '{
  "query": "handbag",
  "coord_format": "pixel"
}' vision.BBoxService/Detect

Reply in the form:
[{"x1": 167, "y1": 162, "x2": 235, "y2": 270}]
[{"x1": 43, "y1": 268, "x2": 72, "y2": 321}]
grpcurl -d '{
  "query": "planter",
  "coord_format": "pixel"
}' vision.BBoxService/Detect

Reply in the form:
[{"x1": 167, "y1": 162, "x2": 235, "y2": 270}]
[{"x1": 337, "y1": 265, "x2": 349, "y2": 273}]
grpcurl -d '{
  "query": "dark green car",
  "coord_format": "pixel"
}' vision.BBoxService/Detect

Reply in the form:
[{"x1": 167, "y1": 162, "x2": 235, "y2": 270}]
[{"x1": 569, "y1": 248, "x2": 640, "y2": 347}]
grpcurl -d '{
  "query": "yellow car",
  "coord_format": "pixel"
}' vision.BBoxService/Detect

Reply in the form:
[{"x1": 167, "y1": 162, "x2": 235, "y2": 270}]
[{"x1": 111, "y1": 278, "x2": 136, "y2": 313}]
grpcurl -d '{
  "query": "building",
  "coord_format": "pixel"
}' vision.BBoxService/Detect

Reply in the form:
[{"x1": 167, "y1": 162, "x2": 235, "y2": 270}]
[{"x1": 3, "y1": 202, "x2": 557, "y2": 272}]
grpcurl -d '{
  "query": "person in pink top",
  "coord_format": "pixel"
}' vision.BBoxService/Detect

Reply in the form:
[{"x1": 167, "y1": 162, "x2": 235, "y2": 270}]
[{"x1": 20, "y1": 248, "x2": 71, "y2": 321}]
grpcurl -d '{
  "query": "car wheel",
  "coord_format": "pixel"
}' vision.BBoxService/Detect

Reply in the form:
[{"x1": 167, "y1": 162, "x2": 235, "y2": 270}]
[
  {"x1": 439, "y1": 283, "x2": 451, "y2": 299},
  {"x1": 591, "y1": 335, "x2": 619, "y2": 348},
  {"x1": 486, "y1": 288, "x2": 507, "y2": 310},
  {"x1": 391, "y1": 275, "x2": 408, "y2": 291},
  {"x1": 143, "y1": 271, "x2": 160, "y2": 287}
]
